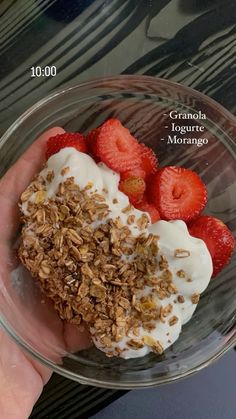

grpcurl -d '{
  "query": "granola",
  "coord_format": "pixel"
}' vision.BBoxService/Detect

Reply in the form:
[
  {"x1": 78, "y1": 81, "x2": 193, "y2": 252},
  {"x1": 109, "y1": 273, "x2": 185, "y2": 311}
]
[{"x1": 19, "y1": 176, "x2": 173, "y2": 357}]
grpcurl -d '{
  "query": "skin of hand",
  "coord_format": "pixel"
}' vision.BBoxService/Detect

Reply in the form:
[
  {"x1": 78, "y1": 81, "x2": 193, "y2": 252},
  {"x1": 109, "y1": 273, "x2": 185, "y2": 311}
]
[{"x1": 0, "y1": 128, "x2": 91, "y2": 419}]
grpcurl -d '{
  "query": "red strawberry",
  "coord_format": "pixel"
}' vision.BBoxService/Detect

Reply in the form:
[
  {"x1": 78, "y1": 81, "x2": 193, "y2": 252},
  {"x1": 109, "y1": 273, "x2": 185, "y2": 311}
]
[
  {"x1": 96, "y1": 119, "x2": 141, "y2": 172},
  {"x1": 119, "y1": 176, "x2": 146, "y2": 204},
  {"x1": 147, "y1": 166, "x2": 207, "y2": 222},
  {"x1": 189, "y1": 216, "x2": 235, "y2": 277},
  {"x1": 139, "y1": 143, "x2": 158, "y2": 177},
  {"x1": 86, "y1": 128, "x2": 101, "y2": 161},
  {"x1": 46, "y1": 132, "x2": 87, "y2": 159},
  {"x1": 120, "y1": 167, "x2": 146, "y2": 181},
  {"x1": 135, "y1": 199, "x2": 160, "y2": 224}
]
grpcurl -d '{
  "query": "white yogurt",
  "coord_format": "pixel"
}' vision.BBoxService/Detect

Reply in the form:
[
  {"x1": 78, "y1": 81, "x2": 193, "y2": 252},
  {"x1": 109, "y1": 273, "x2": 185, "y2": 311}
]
[
  {"x1": 22, "y1": 148, "x2": 146, "y2": 237},
  {"x1": 112, "y1": 220, "x2": 213, "y2": 358},
  {"x1": 21, "y1": 148, "x2": 213, "y2": 358}
]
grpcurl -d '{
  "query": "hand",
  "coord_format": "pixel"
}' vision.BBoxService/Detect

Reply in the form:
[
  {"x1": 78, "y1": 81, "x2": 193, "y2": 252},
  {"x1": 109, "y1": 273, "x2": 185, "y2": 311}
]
[{"x1": 0, "y1": 128, "x2": 91, "y2": 419}]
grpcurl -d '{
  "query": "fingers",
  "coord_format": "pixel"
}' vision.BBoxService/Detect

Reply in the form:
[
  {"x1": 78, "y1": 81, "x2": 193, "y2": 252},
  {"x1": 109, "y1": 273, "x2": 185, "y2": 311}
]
[
  {"x1": 0, "y1": 327, "x2": 51, "y2": 419},
  {"x1": 0, "y1": 255, "x2": 92, "y2": 364},
  {"x1": 0, "y1": 127, "x2": 65, "y2": 242},
  {"x1": 63, "y1": 322, "x2": 93, "y2": 353},
  {"x1": 0, "y1": 126, "x2": 94, "y2": 380},
  {"x1": 0, "y1": 126, "x2": 65, "y2": 204}
]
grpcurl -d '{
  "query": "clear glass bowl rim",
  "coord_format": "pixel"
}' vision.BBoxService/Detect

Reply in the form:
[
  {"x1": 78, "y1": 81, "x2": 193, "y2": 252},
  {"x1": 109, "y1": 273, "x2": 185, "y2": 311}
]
[{"x1": 0, "y1": 75, "x2": 235, "y2": 389}]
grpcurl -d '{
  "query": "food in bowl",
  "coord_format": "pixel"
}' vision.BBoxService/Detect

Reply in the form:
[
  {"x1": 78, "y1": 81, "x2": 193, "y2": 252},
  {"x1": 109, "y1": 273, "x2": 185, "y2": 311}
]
[{"x1": 18, "y1": 119, "x2": 235, "y2": 359}]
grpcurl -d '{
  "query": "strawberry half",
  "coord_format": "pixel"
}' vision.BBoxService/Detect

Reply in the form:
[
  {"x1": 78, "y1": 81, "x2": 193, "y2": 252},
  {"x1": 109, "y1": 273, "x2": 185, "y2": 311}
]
[
  {"x1": 46, "y1": 132, "x2": 87, "y2": 159},
  {"x1": 189, "y1": 216, "x2": 235, "y2": 277},
  {"x1": 147, "y1": 166, "x2": 207, "y2": 222},
  {"x1": 86, "y1": 128, "x2": 101, "y2": 161},
  {"x1": 138, "y1": 143, "x2": 158, "y2": 178},
  {"x1": 96, "y1": 119, "x2": 141, "y2": 172},
  {"x1": 135, "y1": 199, "x2": 160, "y2": 224},
  {"x1": 119, "y1": 176, "x2": 146, "y2": 204}
]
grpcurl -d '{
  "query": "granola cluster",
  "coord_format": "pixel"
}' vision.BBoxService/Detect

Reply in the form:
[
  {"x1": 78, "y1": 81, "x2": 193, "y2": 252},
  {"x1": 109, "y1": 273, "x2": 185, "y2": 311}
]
[{"x1": 19, "y1": 171, "x2": 199, "y2": 357}]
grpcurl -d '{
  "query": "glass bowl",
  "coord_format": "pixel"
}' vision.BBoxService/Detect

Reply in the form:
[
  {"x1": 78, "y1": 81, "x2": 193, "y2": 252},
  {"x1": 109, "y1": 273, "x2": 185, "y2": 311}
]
[{"x1": 0, "y1": 76, "x2": 235, "y2": 389}]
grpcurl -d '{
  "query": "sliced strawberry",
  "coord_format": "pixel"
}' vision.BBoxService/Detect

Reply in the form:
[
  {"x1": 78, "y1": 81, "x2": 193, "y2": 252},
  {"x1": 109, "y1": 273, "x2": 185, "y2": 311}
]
[
  {"x1": 120, "y1": 167, "x2": 146, "y2": 181},
  {"x1": 119, "y1": 176, "x2": 146, "y2": 204},
  {"x1": 46, "y1": 132, "x2": 87, "y2": 159},
  {"x1": 135, "y1": 199, "x2": 160, "y2": 224},
  {"x1": 189, "y1": 216, "x2": 235, "y2": 277},
  {"x1": 96, "y1": 119, "x2": 141, "y2": 172},
  {"x1": 86, "y1": 128, "x2": 101, "y2": 161},
  {"x1": 147, "y1": 166, "x2": 207, "y2": 222},
  {"x1": 139, "y1": 143, "x2": 158, "y2": 177}
]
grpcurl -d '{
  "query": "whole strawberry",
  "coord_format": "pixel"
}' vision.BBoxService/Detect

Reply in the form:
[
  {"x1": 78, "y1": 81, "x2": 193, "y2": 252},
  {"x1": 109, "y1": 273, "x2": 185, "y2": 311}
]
[
  {"x1": 120, "y1": 167, "x2": 146, "y2": 181},
  {"x1": 189, "y1": 216, "x2": 235, "y2": 277},
  {"x1": 119, "y1": 176, "x2": 146, "y2": 204}
]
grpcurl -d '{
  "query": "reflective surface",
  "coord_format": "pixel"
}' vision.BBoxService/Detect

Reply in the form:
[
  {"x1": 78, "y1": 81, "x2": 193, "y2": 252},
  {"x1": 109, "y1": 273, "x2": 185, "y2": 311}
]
[
  {"x1": 0, "y1": 76, "x2": 235, "y2": 388},
  {"x1": 1, "y1": 1, "x2": 236, "y2": 136}
]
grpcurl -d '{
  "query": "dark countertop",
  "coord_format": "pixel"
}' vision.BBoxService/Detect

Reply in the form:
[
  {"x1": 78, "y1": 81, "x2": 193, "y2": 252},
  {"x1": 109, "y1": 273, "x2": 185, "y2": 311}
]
[{"x1": 0, "y1": 1, "x2": 235, "y2": 418}]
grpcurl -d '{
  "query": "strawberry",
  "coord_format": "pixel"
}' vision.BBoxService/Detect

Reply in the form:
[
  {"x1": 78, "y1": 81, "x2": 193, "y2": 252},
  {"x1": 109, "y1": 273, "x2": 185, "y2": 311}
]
[
  {"x1": 86, "y1": 128, "x2": 101, "y2": 161},
  {"x1": 189, "y1": 216, "x2": 235, "y2": 277},
  {"x1": 120, "y1": 167, "x2": 146, "y2": 181},
  {"x1": 139, "y1": 143, "x2": 158, "y2": 177},
  {"x1": 119, "y1": 176, "x2": 146, "y2": 204},
  {"x1": 96, "y1": 119, "x2": 141, "y2": 172},
  {"x1": 135, "y1": 199, "x2": 160, "y2": 224},
  {"x1": 147, "y1": 166, "x2": 207, "y2": 222},
  {"x1": 46, "y1": 132, "x2": 87, "y2": 159}
]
